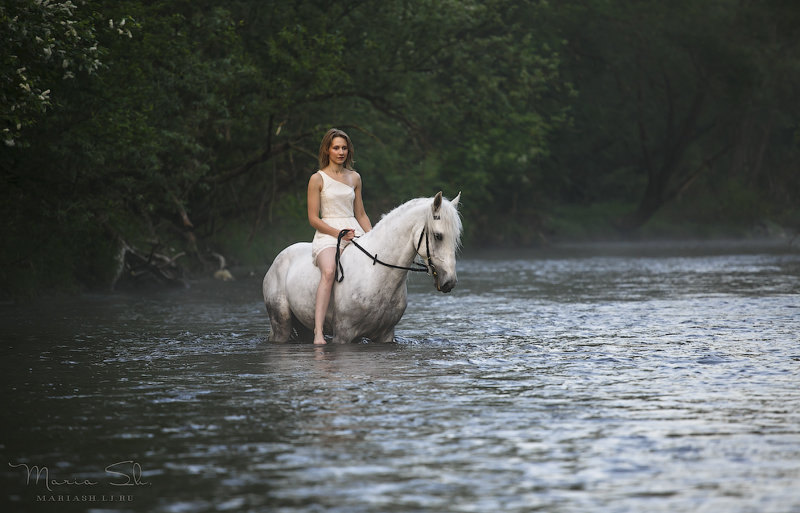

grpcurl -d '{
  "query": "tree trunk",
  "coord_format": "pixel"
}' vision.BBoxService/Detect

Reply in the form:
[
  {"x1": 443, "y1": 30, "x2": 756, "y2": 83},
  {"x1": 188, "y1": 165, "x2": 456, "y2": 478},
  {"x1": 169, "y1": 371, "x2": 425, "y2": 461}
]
[{"x1": 619, "y1": 85, "x2": 708, "y2": 232}]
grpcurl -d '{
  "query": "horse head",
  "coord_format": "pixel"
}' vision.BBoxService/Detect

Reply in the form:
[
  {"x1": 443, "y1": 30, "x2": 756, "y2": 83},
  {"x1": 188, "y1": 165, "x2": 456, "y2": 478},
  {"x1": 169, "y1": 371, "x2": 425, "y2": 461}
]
[{"x1": 420, "y1": 191, "x2": 462, "y2": 293}]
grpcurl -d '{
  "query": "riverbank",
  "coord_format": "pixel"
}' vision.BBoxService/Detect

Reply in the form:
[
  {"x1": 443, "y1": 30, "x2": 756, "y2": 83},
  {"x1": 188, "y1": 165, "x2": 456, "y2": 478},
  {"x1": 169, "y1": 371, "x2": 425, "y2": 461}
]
[{"x1": 0, "y1": 223, "x2": 800, "y2": 305}]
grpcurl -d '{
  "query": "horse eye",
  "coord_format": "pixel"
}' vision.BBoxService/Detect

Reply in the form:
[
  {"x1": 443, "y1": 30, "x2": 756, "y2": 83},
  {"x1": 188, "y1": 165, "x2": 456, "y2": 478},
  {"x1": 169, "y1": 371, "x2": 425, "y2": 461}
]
[{"x1": 434, "y1": 233, "x2": 443, "y2": 241}]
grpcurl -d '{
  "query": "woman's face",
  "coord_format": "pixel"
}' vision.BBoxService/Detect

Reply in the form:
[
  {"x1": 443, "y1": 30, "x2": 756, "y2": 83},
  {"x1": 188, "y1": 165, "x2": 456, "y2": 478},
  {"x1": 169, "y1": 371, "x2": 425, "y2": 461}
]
[{"x1": 328, "y1": 137, "x2": 348, "y2": 166}]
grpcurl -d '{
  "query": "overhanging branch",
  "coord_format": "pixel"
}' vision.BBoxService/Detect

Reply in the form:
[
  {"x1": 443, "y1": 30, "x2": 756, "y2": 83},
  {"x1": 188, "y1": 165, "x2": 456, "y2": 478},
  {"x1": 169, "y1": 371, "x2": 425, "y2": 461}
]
[{"x1": 212, "y1": 132, "x2": 312, "y2": 185}]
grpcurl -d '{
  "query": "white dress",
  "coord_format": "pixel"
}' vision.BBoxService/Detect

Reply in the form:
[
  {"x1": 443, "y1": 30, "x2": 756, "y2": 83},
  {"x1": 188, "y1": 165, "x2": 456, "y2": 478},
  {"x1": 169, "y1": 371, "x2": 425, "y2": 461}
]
[{"x1": 311, "y1": 170, "x2": 364, "y2": 265}]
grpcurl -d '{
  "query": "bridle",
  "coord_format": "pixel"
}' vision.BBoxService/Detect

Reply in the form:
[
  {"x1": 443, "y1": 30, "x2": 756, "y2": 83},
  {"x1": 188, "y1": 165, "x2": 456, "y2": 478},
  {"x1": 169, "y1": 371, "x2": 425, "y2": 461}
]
[{"x1": 334, "y1": 224, "x2": 441, "y2": 289}]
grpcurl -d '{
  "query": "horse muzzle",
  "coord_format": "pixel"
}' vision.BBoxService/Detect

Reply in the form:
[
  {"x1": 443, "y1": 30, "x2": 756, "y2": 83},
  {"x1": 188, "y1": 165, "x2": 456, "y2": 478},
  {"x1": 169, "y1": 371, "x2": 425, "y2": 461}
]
[
  {"x1": 436, "y1": 275, "x2": 457, "y2": 293},
  {"x1": 428, "y1": 259, "x2": 456, "y2": 293}
]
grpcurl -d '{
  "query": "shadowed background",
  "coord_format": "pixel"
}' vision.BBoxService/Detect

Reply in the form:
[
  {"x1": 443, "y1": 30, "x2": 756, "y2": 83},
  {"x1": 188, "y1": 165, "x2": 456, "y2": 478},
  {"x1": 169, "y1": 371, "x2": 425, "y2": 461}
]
[{"x1": 2, "y1": 0, "x2": 798, "y2": 297}]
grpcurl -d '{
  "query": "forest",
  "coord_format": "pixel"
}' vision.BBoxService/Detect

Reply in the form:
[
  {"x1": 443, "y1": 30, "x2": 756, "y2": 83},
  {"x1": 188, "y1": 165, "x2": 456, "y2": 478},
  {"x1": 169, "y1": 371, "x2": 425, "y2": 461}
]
[{"x1": 2, "y1": 0, "x2": 798, "y2": 296}]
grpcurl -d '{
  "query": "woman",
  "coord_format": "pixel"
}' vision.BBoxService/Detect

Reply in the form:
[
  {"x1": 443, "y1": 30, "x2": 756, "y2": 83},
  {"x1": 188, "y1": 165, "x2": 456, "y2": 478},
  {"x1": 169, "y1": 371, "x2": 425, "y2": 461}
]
[{"x1": 307, "y1": 128, "x2": 372, "y2": 344}]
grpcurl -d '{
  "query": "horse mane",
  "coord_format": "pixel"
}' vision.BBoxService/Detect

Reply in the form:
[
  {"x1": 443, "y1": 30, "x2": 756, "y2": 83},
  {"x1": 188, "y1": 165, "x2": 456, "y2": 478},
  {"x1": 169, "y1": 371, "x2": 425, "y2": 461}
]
[{"x1": 375, "y1": 195, "x2": 463, "y2": 250}]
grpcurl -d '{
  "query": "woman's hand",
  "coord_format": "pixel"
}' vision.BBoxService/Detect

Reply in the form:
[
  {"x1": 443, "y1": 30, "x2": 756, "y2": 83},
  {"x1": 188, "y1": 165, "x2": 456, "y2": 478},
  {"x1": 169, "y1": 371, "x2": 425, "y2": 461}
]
[{"x1": 342, "y1": 229, "x2": 356, "y2": 241}]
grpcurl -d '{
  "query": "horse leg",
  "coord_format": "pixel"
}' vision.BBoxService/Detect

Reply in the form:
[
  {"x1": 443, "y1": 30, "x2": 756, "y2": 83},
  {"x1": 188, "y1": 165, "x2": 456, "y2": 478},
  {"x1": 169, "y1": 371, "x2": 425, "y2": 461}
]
[
  {"x1": 331, "y1": 320, "x2": 358, "y2": 344},
  {"x1": 291, "y1": 313, "x2": 314, "y2": 342},
  {"x1": 265, "y1": 295, "x2": 293, "y2": 343},
  {"x1": 371, "y1": 303, "x2": 405, "y2": 343},
  {"x1": 372, "y1": 328, "x2": 396, "y2": 344}
]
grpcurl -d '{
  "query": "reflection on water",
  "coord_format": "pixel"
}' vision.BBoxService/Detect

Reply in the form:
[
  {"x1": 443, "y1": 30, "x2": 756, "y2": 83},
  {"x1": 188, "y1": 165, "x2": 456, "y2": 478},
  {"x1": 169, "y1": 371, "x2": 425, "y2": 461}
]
[{"x1": 1, "y1": 241, "x2": 799, "y2": 512}]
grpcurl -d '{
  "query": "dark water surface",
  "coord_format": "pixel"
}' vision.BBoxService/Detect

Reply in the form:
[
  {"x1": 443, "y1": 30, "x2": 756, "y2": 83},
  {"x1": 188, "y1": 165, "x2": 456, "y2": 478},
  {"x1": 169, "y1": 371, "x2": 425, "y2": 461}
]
[{"x1": 2, "y1": 241, "x2": 799, "y2": 512}]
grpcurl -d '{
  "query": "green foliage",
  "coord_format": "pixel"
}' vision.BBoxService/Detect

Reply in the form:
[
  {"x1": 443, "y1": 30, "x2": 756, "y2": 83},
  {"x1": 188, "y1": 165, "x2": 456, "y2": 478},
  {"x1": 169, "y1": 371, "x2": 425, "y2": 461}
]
[
  {"x1": 1, "y1": 0, "x2": 107, "y2": 146},
  {"x1": 2, "y1": 0, "x2": 798, "y2": 296},
  {"x1": 208, "y1": 193, "x2": 310, "y2": 268},
  {"x1": 547, "y1": 203, "x2": 634, "y2": 241},
  {"x1": 546, "y1": 0, "x2": 800, "y2": 231}
]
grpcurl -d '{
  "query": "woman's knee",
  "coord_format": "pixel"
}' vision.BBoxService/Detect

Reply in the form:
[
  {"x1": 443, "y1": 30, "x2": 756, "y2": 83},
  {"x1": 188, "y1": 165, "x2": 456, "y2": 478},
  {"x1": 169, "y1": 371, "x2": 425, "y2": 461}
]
[
  {"x1": 316, "y1": 249, "x2": 336, "y2": 282},
  {"x1": 319, "y1": 265, "x2": 335, "y2": 283}
]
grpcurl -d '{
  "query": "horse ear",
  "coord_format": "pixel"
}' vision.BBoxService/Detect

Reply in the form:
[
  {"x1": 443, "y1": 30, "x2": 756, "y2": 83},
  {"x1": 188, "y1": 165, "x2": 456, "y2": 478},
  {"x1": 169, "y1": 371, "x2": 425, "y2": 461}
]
[
  {"x1": 433, "y1": 191, "x2": 443, "y2": 212},
  {"x1": 451, "y1": 192, "x2": 461, "y2": 208}
]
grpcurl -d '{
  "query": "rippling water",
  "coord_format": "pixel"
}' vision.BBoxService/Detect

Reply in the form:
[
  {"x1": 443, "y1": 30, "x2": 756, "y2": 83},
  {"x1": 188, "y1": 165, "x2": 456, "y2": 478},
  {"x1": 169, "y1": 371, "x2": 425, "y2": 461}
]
[{"x1": 2, "y1": 241, "x2": 799, "y2": 512}]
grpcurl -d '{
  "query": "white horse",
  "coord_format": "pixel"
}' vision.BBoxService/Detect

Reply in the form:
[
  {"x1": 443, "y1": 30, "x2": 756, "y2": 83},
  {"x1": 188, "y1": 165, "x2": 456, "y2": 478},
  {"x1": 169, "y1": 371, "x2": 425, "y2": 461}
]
[{"x1": 263, "y1": 192, "x2": 462, "y2": 343}]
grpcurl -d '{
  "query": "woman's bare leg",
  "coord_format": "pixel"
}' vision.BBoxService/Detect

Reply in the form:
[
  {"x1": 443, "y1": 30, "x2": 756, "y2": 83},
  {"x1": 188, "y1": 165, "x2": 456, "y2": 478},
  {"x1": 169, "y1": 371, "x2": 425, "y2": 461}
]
[{"x1": 313, "y1": 248, "x2": 336, "y2": 345}]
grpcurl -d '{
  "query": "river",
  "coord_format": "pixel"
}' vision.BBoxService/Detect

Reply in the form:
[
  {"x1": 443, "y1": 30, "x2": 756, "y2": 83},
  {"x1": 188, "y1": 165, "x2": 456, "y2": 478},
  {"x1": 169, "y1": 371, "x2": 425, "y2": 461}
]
[{"x1": 2, "y1": 240, "x2": 799, "y2": 512}]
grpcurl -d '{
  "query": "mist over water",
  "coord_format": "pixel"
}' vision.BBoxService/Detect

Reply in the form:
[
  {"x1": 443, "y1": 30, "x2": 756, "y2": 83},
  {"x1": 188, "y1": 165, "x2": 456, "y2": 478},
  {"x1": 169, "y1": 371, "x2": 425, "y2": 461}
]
[{"x1": 2, "y1": 240, "x2": 799, "y2": 512}]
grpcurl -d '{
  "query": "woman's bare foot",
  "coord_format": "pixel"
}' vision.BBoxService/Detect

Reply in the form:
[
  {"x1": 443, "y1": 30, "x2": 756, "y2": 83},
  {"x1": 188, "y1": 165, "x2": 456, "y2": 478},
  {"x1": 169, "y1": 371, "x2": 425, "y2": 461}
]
[{"x1": 313, "y1": 331, "x2": 327, "y2": 345}]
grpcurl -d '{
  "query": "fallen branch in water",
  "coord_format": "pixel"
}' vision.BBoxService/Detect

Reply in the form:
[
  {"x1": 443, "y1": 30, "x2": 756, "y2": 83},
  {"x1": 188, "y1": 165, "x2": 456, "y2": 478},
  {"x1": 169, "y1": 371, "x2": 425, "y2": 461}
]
[{"x1": 112, "y1": 241, "x2": 188, "y2": 290}]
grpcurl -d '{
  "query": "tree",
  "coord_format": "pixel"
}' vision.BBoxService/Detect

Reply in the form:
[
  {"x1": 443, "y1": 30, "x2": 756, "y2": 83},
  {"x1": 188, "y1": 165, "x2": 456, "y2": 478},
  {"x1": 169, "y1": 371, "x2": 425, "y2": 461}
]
[
  {"x1": 0, "y1": 0, "x2": 107, "y2": 147},
  {"x1": 548, "y1": 0, "x2": 800, "y2": 233},
  {"x1": 2, "y1": 0, "x2": 571, "y2": 294}
]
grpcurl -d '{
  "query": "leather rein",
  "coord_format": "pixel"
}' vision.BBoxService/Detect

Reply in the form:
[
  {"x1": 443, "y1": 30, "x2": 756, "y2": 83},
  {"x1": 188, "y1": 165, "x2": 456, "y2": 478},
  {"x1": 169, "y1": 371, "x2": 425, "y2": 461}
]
[{"x1": 334, "y1": 227, "x2": 439, "y2": 287}]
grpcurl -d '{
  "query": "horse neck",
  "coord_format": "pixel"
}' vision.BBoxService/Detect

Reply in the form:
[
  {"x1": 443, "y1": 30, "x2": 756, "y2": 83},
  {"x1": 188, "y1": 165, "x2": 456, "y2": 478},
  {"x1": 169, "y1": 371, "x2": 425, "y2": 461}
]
[{"x1": 360, "y1": 203, "x2": 426, "y2": 267}]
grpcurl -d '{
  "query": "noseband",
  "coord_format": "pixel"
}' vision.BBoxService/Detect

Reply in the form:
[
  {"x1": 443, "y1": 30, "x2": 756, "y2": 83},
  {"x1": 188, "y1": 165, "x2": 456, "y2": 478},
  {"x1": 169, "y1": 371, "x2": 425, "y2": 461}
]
[{"x1": 334, "y1": 226, "x2": 440, "y2": 289}]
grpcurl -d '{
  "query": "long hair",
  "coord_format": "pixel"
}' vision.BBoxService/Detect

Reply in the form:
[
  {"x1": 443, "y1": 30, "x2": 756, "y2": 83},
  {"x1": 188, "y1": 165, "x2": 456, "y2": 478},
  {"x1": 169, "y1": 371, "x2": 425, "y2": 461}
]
[{"x1": 317, "y1": 128, "x2": 355, "y2": 170}]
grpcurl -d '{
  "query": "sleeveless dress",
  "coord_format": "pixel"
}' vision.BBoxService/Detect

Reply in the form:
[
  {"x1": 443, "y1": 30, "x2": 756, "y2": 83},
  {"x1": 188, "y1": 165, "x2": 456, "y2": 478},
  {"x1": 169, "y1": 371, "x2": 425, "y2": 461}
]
[{"x1": 311, "y1": 170, "x2": 364, "y2": 265}]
